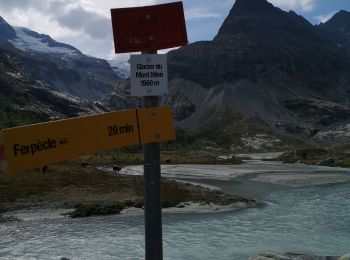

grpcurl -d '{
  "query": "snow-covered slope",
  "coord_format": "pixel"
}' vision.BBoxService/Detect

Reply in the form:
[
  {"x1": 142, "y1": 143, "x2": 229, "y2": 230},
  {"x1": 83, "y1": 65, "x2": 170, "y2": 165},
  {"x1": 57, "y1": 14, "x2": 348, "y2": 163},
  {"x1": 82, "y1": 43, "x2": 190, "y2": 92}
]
[
  {"x1": 8, "y1": 27, "x2": 80, "y2": 55},
  {"x1": 107, "y1": 59, "x2": 130, "y2": 79}
]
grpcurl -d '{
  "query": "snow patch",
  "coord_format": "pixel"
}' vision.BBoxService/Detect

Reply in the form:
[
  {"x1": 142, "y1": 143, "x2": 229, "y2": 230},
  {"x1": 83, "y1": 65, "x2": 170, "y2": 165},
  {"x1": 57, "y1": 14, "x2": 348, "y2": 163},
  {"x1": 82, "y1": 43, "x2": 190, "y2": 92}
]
[
  {"x1": 108, "y1": 59, "x2": 130, "y2": 79},
  {"x1": 9, "y1": 27, "x2": 78, "y2": 54},
  {"x1": 6, "y1": 72, "x2": 23, "y2": 80}
]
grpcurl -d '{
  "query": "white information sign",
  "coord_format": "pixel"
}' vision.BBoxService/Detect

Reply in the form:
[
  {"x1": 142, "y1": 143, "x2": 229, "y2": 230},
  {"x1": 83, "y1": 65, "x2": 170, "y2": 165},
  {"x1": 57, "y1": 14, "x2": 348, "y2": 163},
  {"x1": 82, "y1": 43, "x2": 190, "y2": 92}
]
[{"x1": 130, "y1": 54, "x2": 168, "y2": 96}]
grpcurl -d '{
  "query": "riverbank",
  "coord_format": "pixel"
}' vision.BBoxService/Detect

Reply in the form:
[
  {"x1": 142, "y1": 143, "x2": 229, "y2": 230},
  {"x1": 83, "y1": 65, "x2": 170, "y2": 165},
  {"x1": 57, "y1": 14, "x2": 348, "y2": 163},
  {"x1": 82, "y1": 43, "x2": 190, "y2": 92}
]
[
  {"x1": 0, "y1": 163, "x2": 252, "y2": 220},
  {"x1": 276, "y1": 148, "x2": 350, "y2": 168},
  {"x1": 118, "y1": 161, "x2": 350, "y2": 188},
  {"x1": 1, "y1": 161, "x2": 350, "y2": 259},
  {"x1": 2, "y1": 155, "x2": 350, "y2": 220}
]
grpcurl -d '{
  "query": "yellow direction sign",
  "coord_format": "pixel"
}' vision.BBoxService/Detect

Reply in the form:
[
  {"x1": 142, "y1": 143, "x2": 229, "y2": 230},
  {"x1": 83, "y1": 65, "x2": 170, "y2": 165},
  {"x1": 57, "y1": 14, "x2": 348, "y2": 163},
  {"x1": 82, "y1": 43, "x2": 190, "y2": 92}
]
[
  {"x1": 0, "y1": 106, "x2": 175, "y2": 174},
  {"x1": 138, "y1": 106, "x2": 176, "y2": 144}
]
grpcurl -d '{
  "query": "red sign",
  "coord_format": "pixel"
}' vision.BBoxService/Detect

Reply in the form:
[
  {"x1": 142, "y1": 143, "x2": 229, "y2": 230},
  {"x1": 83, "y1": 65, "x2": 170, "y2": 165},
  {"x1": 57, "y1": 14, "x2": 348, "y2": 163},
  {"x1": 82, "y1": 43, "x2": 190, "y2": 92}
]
[{"x1": 111, "y1": 2, "x2": 188, "y2": 53}]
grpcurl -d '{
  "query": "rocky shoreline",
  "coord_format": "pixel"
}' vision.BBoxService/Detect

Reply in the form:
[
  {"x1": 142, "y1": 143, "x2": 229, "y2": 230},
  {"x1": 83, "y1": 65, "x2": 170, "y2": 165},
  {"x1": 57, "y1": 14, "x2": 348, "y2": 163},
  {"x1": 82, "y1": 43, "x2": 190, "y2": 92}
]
[
  {"x1": 276, "y1": 149, "x2": 350, "y2": 168},
  {"x1": 249, "y1": 252, "x2": 350, "y2": 260},
  {"x1": 0, "y1": 164, "x2": 256, "y2": 221}
]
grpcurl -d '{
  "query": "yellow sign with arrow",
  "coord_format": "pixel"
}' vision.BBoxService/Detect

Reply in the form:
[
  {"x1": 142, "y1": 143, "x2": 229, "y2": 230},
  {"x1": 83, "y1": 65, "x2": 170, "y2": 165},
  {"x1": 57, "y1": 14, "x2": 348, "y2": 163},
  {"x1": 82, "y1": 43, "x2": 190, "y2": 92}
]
[{"x1": 0, "y1": 106, "x2": 175, "y2": 174}]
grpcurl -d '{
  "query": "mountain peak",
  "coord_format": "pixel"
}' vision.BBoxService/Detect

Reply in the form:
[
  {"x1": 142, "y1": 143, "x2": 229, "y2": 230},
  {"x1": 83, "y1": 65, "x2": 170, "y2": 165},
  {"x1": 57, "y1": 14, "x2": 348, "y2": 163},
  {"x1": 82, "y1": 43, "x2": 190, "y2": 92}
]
[
  {"x1": 320, "y1": 9, "x2": 350, "y2": 32},
  {"x1": 329, "y1": 10, "x2": 350, "y2": 23},
  {"x1": 336, "y1": 10, "x2": 350, "y2": 16},
  {"x1": 232, "y1": 0, "x2": 277, "y2": 15},
  {"x1": 0, "y1": 16, "x2": 17, "y2": 41},
  {"x1": 0, "y1": 16, "x2": 7, "y2": 24},
  {"x1": 214, "y1": 0, "x2": 315, "y2": 42}
]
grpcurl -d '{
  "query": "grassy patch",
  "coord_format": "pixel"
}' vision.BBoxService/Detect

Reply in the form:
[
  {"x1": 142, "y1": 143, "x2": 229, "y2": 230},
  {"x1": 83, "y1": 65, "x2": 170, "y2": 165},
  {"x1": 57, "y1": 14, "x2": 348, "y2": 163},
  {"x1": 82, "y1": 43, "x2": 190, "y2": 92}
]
[
  {"x1": 277, "y1": 147, "x2": 350, "y2": 167},
  {"x1": 0, "y1": 163, "x2": 248, "y2": 216},
  {"x1": 0, "y1": 164, "x2": 142, "y2": 205},
  {"x1": 0, "y1": 99, "x2": 48, "y2": 130},
  {"x1": 68, "y1": 146, "x2": 242, "y2": 168},
  {"x1": 278, "y1": 148, "x2": 329, "y2": 164},
  {"x1": 342, "y1": 158, "x2": 350, "y2": 168}
]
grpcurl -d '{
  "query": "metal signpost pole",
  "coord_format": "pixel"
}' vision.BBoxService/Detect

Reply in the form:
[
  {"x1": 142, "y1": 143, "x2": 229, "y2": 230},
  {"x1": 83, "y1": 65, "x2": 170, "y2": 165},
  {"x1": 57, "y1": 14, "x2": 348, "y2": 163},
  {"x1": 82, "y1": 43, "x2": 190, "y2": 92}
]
[
  {"x1": 142, "y1": 50, "x2": 163, "y2": 260},
  {"x1": 111, "y1": 3, "x2": 187, "y2": 259}
]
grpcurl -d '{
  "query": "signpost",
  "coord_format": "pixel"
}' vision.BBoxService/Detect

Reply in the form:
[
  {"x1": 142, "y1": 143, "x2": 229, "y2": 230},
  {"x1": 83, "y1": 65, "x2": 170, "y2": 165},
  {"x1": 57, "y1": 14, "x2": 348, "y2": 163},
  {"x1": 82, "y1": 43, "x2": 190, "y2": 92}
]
[
  {"x1": 111, "y1": 2, "x2": 188, "y2": 259},
  {"x1": 138, "y1": 106, "x2": 175, "y2": 144},
  {"x1": 0, "y1": 107, "x2": 175, "y2": 174},
  {"x1": 142, "y1": 81, "x2": 163, "y2": 260},
  {"x1": 0, "y1": 2, "x2": 187, "y2": 259},
  {"x1": 130, "y1": 54, "x2": 168, "y2": 96}
]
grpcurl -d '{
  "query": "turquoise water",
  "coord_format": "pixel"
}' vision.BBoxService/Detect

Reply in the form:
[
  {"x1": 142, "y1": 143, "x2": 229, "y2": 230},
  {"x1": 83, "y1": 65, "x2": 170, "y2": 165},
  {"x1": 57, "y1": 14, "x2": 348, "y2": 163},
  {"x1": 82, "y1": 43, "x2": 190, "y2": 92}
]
[{"x1": 1, "y1": 164, "x2": 350, "y2": 259}]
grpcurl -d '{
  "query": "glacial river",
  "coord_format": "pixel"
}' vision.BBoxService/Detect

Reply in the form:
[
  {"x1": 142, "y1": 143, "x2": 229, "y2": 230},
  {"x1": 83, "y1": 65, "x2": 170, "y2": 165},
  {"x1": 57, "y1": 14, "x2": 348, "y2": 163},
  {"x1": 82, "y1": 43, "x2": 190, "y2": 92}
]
[{"x1": 1, "y1": 161, "x2": 350, "y2": 259}]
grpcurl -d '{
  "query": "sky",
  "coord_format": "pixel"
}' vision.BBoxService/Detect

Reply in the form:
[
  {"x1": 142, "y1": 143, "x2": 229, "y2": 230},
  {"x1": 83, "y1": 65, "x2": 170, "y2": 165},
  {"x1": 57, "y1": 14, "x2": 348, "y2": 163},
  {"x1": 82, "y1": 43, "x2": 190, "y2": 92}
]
[{"x1": 0, "y1": 0, "x2": 350, "y2": 65}]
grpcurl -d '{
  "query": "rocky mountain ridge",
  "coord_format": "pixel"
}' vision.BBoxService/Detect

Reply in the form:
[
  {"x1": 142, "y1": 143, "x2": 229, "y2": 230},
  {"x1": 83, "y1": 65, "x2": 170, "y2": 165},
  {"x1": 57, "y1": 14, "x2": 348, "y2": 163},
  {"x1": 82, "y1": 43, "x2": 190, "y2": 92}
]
[
  {"x1": 0, "y1": 44, "x2": 107, "y2": 129},
  {"x1": 164, "y1": 0, "x2": 350, "y2": 146},
  {"x1": 0, "y1": 16, "x2": 119, "y2": 101},
  {"x1": 318, "y1": 10, "x2": 350, "y2": 53}
]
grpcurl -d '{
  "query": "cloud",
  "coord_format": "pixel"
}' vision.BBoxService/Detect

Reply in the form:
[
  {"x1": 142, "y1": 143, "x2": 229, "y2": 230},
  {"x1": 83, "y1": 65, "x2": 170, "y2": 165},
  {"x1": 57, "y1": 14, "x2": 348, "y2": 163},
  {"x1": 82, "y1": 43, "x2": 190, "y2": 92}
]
[
  {"x1": 109, "y1": 52, "x2": 132, "y2": 67},
  {"x1": 185, "y1": 7, "x2": 221, "y2": 20},
  {"x1": 315, "y1": 11, "x2": 336, "y2": 24},
  {"x1": 268, "y1": 0, "x2": 315, "y2": 12},
  {"x1": 79, "y1": 0, "x2": 157, "y2": 17},
  {"x1": 53, "y1": 6, "x2": 111, "y2": 40},
  {"x1": 0, "y1": 0, "x2": 192, "y2": 60},
  {"x1": 0, "y1": 0, "x2": 159, "y2": 42},
  {"x1": 0, "y1": 0, "x2": 47, "y2": 11}
]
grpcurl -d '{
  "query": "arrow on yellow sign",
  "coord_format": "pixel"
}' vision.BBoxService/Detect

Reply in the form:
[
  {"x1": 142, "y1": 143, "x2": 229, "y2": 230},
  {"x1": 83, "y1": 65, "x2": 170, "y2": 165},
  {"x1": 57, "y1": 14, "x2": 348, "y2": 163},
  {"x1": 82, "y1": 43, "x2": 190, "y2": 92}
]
[{"x1": 0, "y1": 106, "x2": 175, "y2": 174}]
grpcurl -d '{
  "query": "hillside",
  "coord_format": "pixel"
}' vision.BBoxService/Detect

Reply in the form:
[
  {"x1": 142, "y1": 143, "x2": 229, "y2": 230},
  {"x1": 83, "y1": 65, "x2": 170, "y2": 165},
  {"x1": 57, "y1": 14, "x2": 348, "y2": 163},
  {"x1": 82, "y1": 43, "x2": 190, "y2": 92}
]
[
  {"x1": 0, "y1": 42, "x2": 107, "y2": 129},
  {"x1": 0, "y1": 16, "x2": 119, "y2": 101},
  {"x1": 165, "y1": 0, "x2": 350, "y2": 146},
  {"x1": 318, "y1": 10, "x2": 350, "y2": 54}
]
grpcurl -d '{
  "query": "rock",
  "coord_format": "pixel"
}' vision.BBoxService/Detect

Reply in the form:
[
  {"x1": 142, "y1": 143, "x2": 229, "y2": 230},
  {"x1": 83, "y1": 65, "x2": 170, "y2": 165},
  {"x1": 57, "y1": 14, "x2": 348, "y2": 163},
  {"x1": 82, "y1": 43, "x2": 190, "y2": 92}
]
[
  {"x1": 316, "y1": 157, "x2": 337, "y2": 167},
  {"x1": 0, "y1": 214, "x2": 21, "y2": 222},
  {"x1": 249, "y1": 252, "x2": 339, "y2": 260},
  {"x1": 249, "y1": 253, "x2": 292, "y2": 260},
  {"x1": 176, "y1": 203, "x2": 186, "y2": 208},
  {"x1": 339, "y1": 253, "x2": 350, "y2": 260}
]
